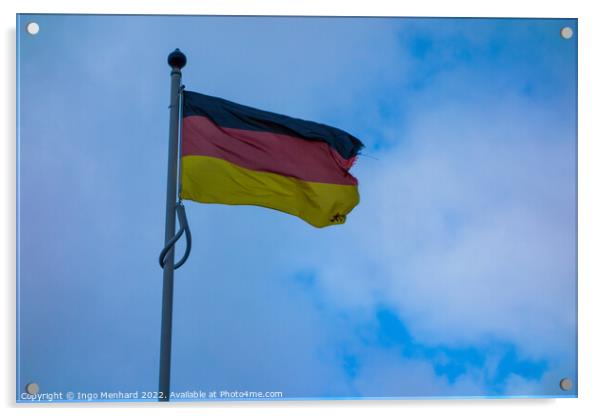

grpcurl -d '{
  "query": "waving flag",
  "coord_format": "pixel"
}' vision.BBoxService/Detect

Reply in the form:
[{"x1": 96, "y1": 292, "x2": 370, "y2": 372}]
[{"x1": 180, "y1": 90, "x2": 363, "y2": 227}]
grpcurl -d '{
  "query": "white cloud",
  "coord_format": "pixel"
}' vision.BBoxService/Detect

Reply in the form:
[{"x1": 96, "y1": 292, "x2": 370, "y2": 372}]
[{"x1": 309, "y1": 92, "x2": 576, "y2": 367}]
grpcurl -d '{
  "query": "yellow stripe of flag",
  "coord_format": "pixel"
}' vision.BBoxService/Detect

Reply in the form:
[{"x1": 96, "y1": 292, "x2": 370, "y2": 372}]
[{"x1": 181, "y1": 155, "x2": 359, "y2": 227}]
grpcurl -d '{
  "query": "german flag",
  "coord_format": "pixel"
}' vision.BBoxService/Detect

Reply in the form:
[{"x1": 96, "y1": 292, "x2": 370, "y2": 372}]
[{"x1": 180, "y1": 91, "x2": 364, "y2": 228}]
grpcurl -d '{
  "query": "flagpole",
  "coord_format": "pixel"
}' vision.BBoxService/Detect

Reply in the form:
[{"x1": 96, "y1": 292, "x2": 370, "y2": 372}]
[{"x1": 159, "y1": 48, "x2": 186, "y2": 402}]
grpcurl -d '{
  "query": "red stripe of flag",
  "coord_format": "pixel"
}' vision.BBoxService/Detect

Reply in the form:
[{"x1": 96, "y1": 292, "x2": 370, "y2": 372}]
[{"x1": 181, "y1": 115, "x2": 358, "y2": 186}]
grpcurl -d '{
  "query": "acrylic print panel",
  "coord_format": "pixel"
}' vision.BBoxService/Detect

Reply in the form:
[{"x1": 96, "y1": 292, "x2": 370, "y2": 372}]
[{"x1": 16, "y1": 14, "x2": 577, "y2": 402}]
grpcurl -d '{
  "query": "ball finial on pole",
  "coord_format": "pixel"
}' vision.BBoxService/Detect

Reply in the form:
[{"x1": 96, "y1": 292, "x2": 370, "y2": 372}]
[{"x1": 167, "y1": 48, "x2": 187, "y2": 70}]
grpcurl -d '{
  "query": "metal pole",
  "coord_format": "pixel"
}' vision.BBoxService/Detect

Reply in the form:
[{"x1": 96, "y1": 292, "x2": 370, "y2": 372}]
[{"x1": 159, "y1": 48, "x2": 186, "y2": 402}]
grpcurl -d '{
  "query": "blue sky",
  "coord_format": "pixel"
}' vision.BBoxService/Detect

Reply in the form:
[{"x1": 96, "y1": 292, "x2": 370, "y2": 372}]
[{"x1": 16, "y1": 15, "x2": 577, "y2": 400}]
